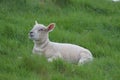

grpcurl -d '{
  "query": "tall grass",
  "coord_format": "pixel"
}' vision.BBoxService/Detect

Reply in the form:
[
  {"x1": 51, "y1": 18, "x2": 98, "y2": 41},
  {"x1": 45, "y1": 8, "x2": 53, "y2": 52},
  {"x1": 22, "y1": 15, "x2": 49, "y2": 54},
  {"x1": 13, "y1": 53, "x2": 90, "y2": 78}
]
[{"x1": 0, "y1": 0, "x2": 120, "y2": 80}]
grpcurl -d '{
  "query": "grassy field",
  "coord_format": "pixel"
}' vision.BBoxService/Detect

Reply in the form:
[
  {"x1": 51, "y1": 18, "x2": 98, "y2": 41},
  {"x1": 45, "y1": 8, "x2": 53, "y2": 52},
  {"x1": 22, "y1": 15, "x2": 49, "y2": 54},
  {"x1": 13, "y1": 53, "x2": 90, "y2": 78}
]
[{"x1": 0, "y1": 0, "x2": 120, "y2": 80}]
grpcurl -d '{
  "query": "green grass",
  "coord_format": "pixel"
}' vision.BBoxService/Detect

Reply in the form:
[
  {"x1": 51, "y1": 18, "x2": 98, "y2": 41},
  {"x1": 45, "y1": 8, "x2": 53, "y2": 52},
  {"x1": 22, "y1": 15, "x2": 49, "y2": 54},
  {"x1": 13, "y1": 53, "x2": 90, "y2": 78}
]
[{"x1": 0, "y1": 0, "x2": 120, "y2": 80}]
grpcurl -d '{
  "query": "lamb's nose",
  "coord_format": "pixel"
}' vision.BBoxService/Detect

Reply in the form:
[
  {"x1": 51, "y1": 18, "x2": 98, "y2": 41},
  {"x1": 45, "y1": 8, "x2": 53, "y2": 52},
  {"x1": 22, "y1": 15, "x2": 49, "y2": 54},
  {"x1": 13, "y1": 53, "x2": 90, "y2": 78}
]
[
  {"x1": 30, "y1": 31, "x2": 33, "y2": 34},
  {"x1": 29, "y1": 32, "x2": 34, "y2": 37}
]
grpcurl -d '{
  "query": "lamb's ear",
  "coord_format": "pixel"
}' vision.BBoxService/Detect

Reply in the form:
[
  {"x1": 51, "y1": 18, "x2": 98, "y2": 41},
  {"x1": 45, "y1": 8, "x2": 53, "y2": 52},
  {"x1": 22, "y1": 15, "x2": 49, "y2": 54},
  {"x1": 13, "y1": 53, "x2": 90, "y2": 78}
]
[
  {"x1": 47, "y1": 23, "x2": 55, "y2": 32},
  {"x1": 35, "y1": 21, "x2": 38, "y2": 24}
]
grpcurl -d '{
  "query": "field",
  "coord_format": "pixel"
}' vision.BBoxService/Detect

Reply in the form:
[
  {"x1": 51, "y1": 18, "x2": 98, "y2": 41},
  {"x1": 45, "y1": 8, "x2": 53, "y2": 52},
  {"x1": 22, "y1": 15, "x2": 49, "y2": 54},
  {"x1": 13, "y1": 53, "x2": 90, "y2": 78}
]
[{"x1": 0, "y1": 0, "x2": 120, "y2": 80}]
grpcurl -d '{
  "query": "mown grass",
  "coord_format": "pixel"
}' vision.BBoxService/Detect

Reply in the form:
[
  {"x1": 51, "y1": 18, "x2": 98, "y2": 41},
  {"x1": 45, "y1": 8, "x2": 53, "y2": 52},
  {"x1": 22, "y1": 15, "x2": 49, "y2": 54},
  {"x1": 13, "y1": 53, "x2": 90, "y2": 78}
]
[{"x1": 0, "y1": 0, "x2": 120, "y2": 80}]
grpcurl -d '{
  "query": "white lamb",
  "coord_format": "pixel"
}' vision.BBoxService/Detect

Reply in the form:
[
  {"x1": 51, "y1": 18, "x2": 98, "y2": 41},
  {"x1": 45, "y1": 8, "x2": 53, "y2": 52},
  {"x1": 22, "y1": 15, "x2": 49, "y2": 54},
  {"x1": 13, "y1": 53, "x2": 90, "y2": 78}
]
[{"x1": 29, "y1": 21, "x2": 93, "y2": 65}]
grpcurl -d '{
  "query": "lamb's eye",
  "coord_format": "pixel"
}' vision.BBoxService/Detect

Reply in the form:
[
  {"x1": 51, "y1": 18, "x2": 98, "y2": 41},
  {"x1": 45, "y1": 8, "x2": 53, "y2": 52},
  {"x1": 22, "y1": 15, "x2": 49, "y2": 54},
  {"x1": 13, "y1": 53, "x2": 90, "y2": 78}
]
[{"x1": 39, "y1": 29, "x2": 44, "y2": 31}]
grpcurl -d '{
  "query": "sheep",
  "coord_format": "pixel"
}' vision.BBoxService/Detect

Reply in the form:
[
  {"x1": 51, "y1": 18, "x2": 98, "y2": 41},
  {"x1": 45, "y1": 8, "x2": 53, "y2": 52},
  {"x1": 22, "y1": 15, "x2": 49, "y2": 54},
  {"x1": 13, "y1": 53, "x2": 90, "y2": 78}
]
[{"x1": 29, "y1": 21, "x2": 93, "y2": 65}]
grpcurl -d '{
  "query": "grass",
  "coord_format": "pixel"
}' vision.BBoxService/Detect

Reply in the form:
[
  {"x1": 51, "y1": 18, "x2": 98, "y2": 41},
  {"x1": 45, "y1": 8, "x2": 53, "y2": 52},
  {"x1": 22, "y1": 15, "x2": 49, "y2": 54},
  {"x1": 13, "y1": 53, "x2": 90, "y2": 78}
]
[{"x1": 0, "y1": 0, "x2": 120, "y2": 80}]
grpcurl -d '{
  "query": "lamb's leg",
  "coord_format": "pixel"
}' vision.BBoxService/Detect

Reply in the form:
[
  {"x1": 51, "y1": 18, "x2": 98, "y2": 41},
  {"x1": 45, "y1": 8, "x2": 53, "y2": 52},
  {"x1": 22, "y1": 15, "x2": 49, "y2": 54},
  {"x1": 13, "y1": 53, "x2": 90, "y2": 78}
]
[
  {"x1": 47, "y1": 56, "x2": 60, "y2": 62},
  {"x1": 47, "y1": 52, "x2": 62, "y2": 62},
  {"x1": 78, "y1": 58, "x2": 87, "y2": 65},
  {"x1": 48, "y1": 58, "x2": 53, "y2": 62},
  {"x1": 78, "y1": 57, "x2": 93, "y2": 65}
]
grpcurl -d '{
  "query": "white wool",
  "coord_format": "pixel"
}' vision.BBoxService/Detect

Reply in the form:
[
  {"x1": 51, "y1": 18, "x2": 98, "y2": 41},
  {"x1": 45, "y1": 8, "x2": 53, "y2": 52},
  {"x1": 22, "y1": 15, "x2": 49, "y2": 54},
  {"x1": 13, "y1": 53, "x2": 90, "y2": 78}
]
[{"x1": 29, "y1": 21, "x2": 93, "y2": 65}]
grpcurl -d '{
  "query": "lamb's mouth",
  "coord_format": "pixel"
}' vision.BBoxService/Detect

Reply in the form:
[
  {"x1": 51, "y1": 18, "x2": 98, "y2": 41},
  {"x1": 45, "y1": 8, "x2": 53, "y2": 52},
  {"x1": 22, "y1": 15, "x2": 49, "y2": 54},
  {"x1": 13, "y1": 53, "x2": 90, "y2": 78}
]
[
  {"x1": 30, "y1": 34, "x2": 34, "y2": 37},
  {"x1": 29, "y1": 34, "x2": 34, "y2": 39}
]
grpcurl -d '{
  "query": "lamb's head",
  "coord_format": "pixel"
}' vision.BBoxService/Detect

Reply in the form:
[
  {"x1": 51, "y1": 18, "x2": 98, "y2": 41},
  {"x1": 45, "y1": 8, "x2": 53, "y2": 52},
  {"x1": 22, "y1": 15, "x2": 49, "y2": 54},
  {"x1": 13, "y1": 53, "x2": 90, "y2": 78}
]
[{"x1": 29, "y1": 21, "x2": 55, "y2": 41}]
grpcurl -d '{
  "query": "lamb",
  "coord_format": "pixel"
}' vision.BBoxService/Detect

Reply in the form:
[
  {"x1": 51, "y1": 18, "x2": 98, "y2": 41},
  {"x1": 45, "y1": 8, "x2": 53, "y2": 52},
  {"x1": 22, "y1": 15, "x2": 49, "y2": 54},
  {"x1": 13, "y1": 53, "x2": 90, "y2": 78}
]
[{"x1": 29, "y1": 21, "x2": 93, "y2": 65}]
